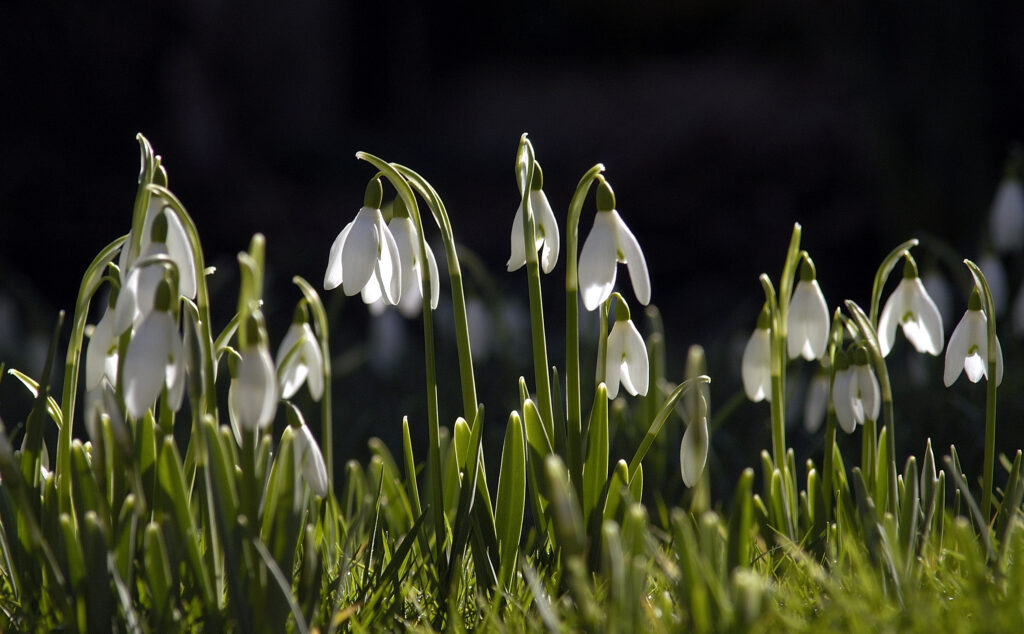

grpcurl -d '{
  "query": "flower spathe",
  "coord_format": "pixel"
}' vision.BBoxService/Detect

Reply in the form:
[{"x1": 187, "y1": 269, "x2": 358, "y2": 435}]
[
  {"x1": 292, "y1": 421, "x2": 329, "y2": 497},
  {"x1": 275, "y1": 321, "x2": 324, "y2": 401},
  {"x1": 323, "y1": 205, "x2": 402, "y2": 306},
  {"x1": 604, "y1": 313, "x2": 649, "y2": 400},
  {"x1": 944, "y1": 300, "x2": 1004, "y2": 387},
  {"x1": 578, "y1": 208, "x2": 650, "y2": 312},
  {"x1": 878, "y1": 267, "x2": 944, "y2": 357},
  {"x1": 508, "y1": 189, "x2": 560, "y2": 274},
  {"x1": 787, "y1": 278, "x2": 829, "y2": 361}
]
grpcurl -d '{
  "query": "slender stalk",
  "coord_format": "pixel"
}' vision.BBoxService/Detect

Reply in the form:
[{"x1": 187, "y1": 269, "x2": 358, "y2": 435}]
[
  {"x1": 868, "y1": 239, "x2": 919, "y2": 326},
  {"x1": 964, "y1": 259, "x2": 999, "y2": 521},
  {"x1": 292, "y1": 277, "x2": 334, "y2": 484},
  {"x1": 821, "y1": 308, "x2": 844, "y2": 524},
  {"x1": 758, "y1": 275, "x2": 786, "y2": 471}
]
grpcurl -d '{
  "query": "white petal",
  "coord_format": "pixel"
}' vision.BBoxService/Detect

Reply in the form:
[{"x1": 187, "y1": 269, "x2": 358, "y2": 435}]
[
  {"x1": 276, "y1": 323, "x2": 306, "y2": 400},
  {"x1": 621, "y1": 320, "x2": 649, "y2": 396},
  {"x1": 163, "y1": 209, "x2": 198, "y2": 300},
  {"x1": 855, "y1": 365, "x2": 880, "y2": 422},
  {"x1": 533, "y1": 190, "x2": 560, "y2": 274},
  {"x1": 377, "y1": 213, "x2": 403, "y2": 305},
  {"x1": 964, "y1": 353, "x2": 986, "y2": 383},
  {"x1": 303, "y1": 330, "x2": 325, "y2": 401},
  {"x1": 995, "y1": 336, "x2": 1004, "y2": 386},
  {"x1": 877, "y1": 281, "x2": 904, "y2": 357},
  {"x1": 113, "y1": 268, "x2": 141, "y2": 335},
  {"x1": 361, "y1": 273, "x2": 384, "y2": 307},
  {"x1": 787, "y1": 280, "x2": 829, "y2": 360},
  {"x1": 340, "y1": 208, "x2": 379, "y2": 296},
  {"x1": 85, "y1": 309, "x2": 116, "y2": 390},
  {"x1": 165, "y1": 329, "x2": 186, "y2": 412},
  {"x1": 612, "y1": 210, "x2": 651, "y2": 306},
  {"x1": 990, "y1": 179, "x2": 1024, "y2": 253},
  {"x1": 506, "y1": 201, "x2": 527, "y2": 272},
  {"x1": 123, "y1": 312, "x2": 173, "y2": 418},
  {"x1": 426, "y1": 242, "x2": 440, "y2": 310},
  {"x1": 234, "y1": 347, "x2": 277, "y2": 430},
  {"x1": 741, "y1": 328, "x2": 771, "y2": 403},
  {"x1": 324, "y1": 221, "x2": 353, "y2": 290},
  {"x1": 803, "y1": 373, "x2": 829, "y2": 433},
  {"x1": 907, "y1": 278, "x2": 944, "y2": 355},
  {"x1": 578, "y1": 212, "x2": 618, "y2": 311},
  {"x1": 680, "y1": 416, "x2": 709, "y2": 488},
  {"x1": 944, "y1": 311, "x2": 973, "y2": 386},
  {"x1": 604, "y1": 324, "x2": 625, "y2": 399},
  {"x1": 618, "y1": 360, "x2": 638, "y2": 396},
  {"x1": 832, "y1": 369, "x2": 856, "y2": 433},
  {"x1": 295, "y1": 424, "x2": 329, "y2": 497}
]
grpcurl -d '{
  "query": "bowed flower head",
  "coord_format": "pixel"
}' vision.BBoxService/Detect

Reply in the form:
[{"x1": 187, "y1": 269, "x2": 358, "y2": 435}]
[
  {"x1": 878, "y1": 257, "x2": 944, "y2": 357},
  {"x1": 324, "y1": 179, "x2": 402, "y2": 306},
  {"x1": 944, "y1": 289, "x2": 1004, "y2": 386},
  {"x1": 230, "y1": 312, "x2": 278, "y2": 431},
  {"x1": 741, "y1": 305, "x2": 772, "y2": 403},
  {"x1": 276, "y1": 305, "x2": 324, "y2": 401},
  {"x1": 849, "y1": 346, "x2": 880, "y2": 425},
  {"x1": 603, "y1": 298, "x2": 649, "y2": 399},
  {"x1": 287, "y1": 405, "x2": 329, "y2": 497},
  {"x1": 388, "y1": 197, "x2": 441, "y2": 317},
  {"x1": 122, "y1": 278, "x2": 185, "y2": 419},
  {"x1": 786, "y1": 256, "x2": 829, "y2": 361},
  {"x1": 508, "y1": 162, "x2": 560, "y2": 274},
  {"x1": 830, "y1": 349, "x2": 856, "y2": 434},
  {"x1": 578, "y1": 179, "x2": 650, "y2": 311}
]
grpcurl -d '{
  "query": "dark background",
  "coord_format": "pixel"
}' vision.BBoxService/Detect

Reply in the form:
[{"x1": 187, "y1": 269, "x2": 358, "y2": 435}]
[{"x1": 2, "y1": 1, "x2": 1023, "y2": 501}]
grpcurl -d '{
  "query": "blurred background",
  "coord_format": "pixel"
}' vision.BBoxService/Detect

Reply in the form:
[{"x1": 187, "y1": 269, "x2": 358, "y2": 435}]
[{"x1": 2, "y1": 1, "x2": 1024, "y2": 502}]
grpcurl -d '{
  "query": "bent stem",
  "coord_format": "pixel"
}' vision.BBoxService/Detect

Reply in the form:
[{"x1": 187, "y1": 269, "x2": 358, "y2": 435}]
[{"x1": 965, "y1": 259, "x2": 999, "y2": 522}]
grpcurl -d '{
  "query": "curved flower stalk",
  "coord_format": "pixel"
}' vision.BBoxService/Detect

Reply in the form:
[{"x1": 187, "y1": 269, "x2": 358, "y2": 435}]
[
  {"x1": 786, "y1": 255, "x2": 829, "y2": 361},
  {"x1": 122, "y1": 278, "x2": 185, "y2": 419},
  {"x1": 989, "y1": 173, "x2": 1024, "y2": 254},
  {"x1": 741, "y1": 305, "x2": 772, "y2": 403},
  {"x1": 603, "y1": 295, "x2": 649, "y2": 400},
  {"x1": 324, "y1": 178, "x2": 402, "y2": 306},
  {"x1": 287, "y1": 404, "x2": 328, "y2": 497},
  {"x1": 944, "y1": 289, "x2": 1004, "y2": 386},
  {"x1": 507, "y1": 161, "x2": 560, "y2": 274},
  {"x1": 389, "y1": 197, "x2": 441, "y2": 317},
  {"x1": 878, "y1": 257, "x2": 944, "y2": 357},
  {"x1": 578, "y1": 178, "x2": 650, "y2": 312},
  {"x1": 275, "y1": 304, "x2": 324, "y2": 401},
  {"x1": 230, "y1": 312, "x2": 278, "y2": 431}
]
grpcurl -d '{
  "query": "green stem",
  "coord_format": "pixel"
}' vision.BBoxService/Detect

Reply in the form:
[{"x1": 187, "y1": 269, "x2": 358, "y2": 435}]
[
  {"x1": 822, "y1": 308, "x2": 844, "y2": 525},
  {"x1": 868, "y1": 239, "x2": 919, "y2": 326},
  {"x1": 759, "y1": 275, "x2": 786, "y2": 471},
  {"x1": 292, "y1": 277, "x2": 334, "y2": 485},
  {"x1": 964, "y1": 259, "x2": 999, "y2": 521}
]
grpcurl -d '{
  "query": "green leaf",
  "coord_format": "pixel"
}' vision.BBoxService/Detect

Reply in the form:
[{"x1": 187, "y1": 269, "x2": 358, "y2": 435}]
[
  {"x1": 727, "y1": 469, "x2": 754, "y2": 570},
  {"x1": 582, "y1": 384, "x2": 609, "y2": 525},
  {"x1": 143, "y1": 522, "x2": 173, "y2": 626},
  {"x1": 495, "y1": 411, "x2": 526, "y2": 592}
]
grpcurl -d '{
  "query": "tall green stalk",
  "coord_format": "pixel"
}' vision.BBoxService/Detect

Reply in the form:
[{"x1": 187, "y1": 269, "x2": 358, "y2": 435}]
[{"x1": 965, "y1": 259, "x2": 999, "y2": 521}]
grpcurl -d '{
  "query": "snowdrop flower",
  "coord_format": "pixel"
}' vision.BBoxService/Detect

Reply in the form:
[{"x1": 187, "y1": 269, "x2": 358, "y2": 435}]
[
  {"x1": 944, "y1": 289, "x2": 1004, "y2": 386},
  {"x1": 387, "y1": 198, "x2": 440, "y2": 317},
  {"x1": 229, "y1": 312, "x2": 278, "y2": 431},
  {"x1": 680, "y1": 345, "x2": 709, "y2": 488},
  {"x1": 830, "y1": 348, "x2": 856, "y2": 434},
  {"x1": 115, "y1": 215, "x2": 175, "y2": 334},
  {"x1": 603, "y1": 298, "x2": 649, "y2": 399},
  {"x1": 741, "y1": 306, "x2": 772, "y2": 403},
  {"x1": 977, "y1": 253, "x2": 1007, "y2": 316},
  {"x1": 323, "y1": 179, "x2": 402, "y2": 306},
  {"x1": 508, "y1": 162, "x2": 560, "y2": 274},
  {"x1": 803, "y1": 367, "x2": 829, "y2": 433},
  {"x1": 578, "y1": 179, "x2": 650, "y2": 311},
  {"x1": 275, "y1": 306, "x2": 324, "y2": 401},
  {"x1": 786, "y1": 256, "x2": 829, "y2": 361},
  {"x1": 989, "y1": 176, "x2": 1024, "y2": 253},
  {"x1": 287, "y1": 405, "x2": 328, "y2": 497},
  {"x1": 85, "y1": 293, "x2": 120, "y2": 390},
  {"x1": 119, "y1": 196, "x2": 199, "y2": 301},
  {"x1": 878, "y1": 258, "x2": 944, "y2": 356},
  {"x1": 122, "y1": 279, "x2": 185, "y2": 419},
  {"x1": 849, "y1": 346, "x2": 880, "y2": 426}
]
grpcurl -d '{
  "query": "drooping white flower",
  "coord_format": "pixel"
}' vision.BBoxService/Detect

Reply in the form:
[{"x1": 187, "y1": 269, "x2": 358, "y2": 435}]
[
  {"x1": 85, "y1": 303, "x2": 119, "y2": 390},
  {"x1": 275, "y1": 319, "x2": 324, "y2": 401},
  {"x1": 578, "y1": 180, "x2": 650, "y2": 311},
  {"x1": 114, "y1": 241, "x2": 170, "y2": 335},
  {"x1": 990, "y1": 177, "x2": 1024, "y2": 253},
  {"x1": 977, "y1": 253, "x2": 1007, "y2": 316},
  {"x1": 323, "y1": 179, "x2": 402, "y2": 305},
  {"x1": 830, "y1": 350, "x2": 856, "y2": 434},
  {"x1": 944, "y1": 291, "x2": 1004, "y2": 386},
  {"x1": 786, "y1": 258, "x2": 829, "y2": 361},
  {"x1": 230, "y1": 345, "x2": 278, "y2": 431},
  {"x1": 603, "y1": 301, "x2": 649, "y2": 399},
  {"x1": 292, "y1": 417, "x2": 329, "y2": 497},
  {"x1": 680, "y1": 414, "x2": 709, "y2": 488},
  {"x1": 878, "y1": 260, "x2": 944, "y2": 356},
  {"x1": 741, "y1": 307, "x2": 772, "y2": 403},
  {"x1": 122, "y1": 281, "x2": 185, "y2": 419},
  {"x1": 803, "y1": 369, "x2": 829, "y2": 433},
  {"x1": 849, "y1": 348, "x2": 880, "y2": 425},
  {"x1": 508, "y1": 164, "x2": 560, "y2": 273},
  {"x1": 388, "y1": 213, "x2": 440, "y2": 318}
]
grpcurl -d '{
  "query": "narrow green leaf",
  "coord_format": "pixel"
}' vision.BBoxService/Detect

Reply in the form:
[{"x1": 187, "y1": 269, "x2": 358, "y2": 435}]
[
  {"x1": 582, "y1": 384, "x2": 609, "y2": 525},
  {"x1": 899, "y1": 456, "x2": 919, "y2": 572},
  {"x1": 727, "y1": 469, "x2": 754, "y2": 570},
  {"x1": 495, "y1": 411, "x2": 526, "y2": 592},
  {"x1": 143, "y1": 522, "x2": 173, "y2": 624}
]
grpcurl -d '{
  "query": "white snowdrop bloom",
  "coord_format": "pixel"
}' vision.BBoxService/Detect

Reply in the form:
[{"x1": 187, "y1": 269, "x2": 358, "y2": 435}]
[
  {"x1": 977, "y1": 253, "x2": 1007, "y2": 316},
  {"x1": 578, "y1": 180, "x2": 650, "y2": 311},
  {"x1": 680, "y1": 415, "x2": 709, "y2": 488},
  {"x1": 122, "y1": 281, "x2": 185, "y2": 419},
  {"x1": 603, "y1": 302, "x2": 649, "y2": 400},
  {"x1": 831, "y1": 351, "x2": 856, "y2": 434},
  {"x1": 138, "y1": 202, "x2": 198, "y2": 300},
  {"x1": 741, "y1": 308, "x2": 772, "y2": 403},
  {"x1": 275, "y1": 319, "x2": 324, "y2": 401},
  {"x1": 803, "y1": 370, "x2": 829, "y2": 434},
  {"x1": 508, "y1": 163, "x2": 560, "y2": 274},
  {"x1": 848, "y1": 348, "x2": 880, "y2": 426},
  {"x1": 944, "y1": 291, "x2": 1004, "y2": 386},
  {"x1": 292, "y1": 418, "x2": 329, "y2": 497},
  {"x1": 388, "y1": 213, "x2": 440, "y2": 318},
  {"x1": 786, "y1": 259, "x2": 829, "y2": 361},
  {"x1": 114, "y1": 241, "x2": 170, "y2": 335},
  {"x1": 323, "y1": 179, "x2": 402, "y2": 305},
  {"x1": 85, "y1": 304, "x2": 119, "y2": 390},
  {"x1": 230, "y1": 344, "x2": 278, "y2": 431},
  {"x1": 878, "y1": 260, "x2": 944, "y2": 356},
  {"x1": 990, "y1": 177, "x2": 1024, "y2": 253}
]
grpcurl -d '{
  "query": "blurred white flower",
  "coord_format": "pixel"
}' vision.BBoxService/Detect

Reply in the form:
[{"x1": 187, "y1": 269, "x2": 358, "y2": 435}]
[
  {"x1": 292, "y1": 417, "x2": 329, "y2": 497},
  {"x1": 741, "y1": 310, "x2": 772, "y2": 403},
  {"x1": 944, "y1": 292, "x2": 1003, "y2": 386},
  {"x1": 604, "y1": 307, "x2": 649, "y2": 399},
  {"x1": 990, "y1": 177, "x2": 1024, "y2": 253},
  {"x1": 578, "y1": 181, "x2": 650, "y2": 311},
  {"x1": 977, "y1": 253, "x2": 1007, "y2": 316},
  {"x1": 230, "y1": 321, "x2": 278, "y2": 430},
  {"x1": 803, "y1": 370, "x2": 829, "y2": 434},
  {"x1": 878, "y1": 263, "x2": 944, "y2": 356},
  {"x1": 680, "y1": 414, "x2": 708, "y2": 488},
  {"x1": 122, "y1": 301, "x2": 184, "y2": 419},
  {"x1": 389, "y1": 215, "x2": 440, "y2": 317},
  {"x1": 849, "y1": 351, "x2": 880, "y2": 425},
  {"x1": 275, "y1": 321, "x2": 324, "y2": 401},
  {"x1": 831, "y1": 351, "x2": 856, "y2": 434},
  {"x1": 508, "y1": 174, "x2": 560, "y2": 274}
]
